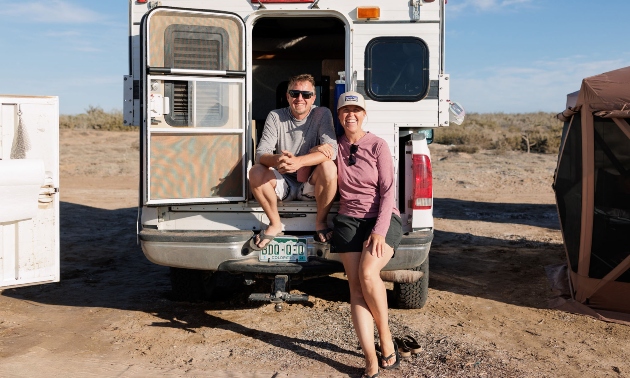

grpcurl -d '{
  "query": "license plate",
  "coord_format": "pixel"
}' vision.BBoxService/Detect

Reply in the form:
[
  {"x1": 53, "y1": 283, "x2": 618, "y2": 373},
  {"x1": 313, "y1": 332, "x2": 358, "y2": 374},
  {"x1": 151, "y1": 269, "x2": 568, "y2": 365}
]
[{"x1": 258, "y1": 237, "x2": 308, "y2": 262}]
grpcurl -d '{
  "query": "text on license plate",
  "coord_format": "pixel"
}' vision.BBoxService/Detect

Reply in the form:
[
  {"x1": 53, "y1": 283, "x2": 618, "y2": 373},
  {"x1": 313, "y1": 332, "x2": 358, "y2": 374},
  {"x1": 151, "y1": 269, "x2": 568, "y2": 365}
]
[{"x1": 259, "y1": 237, "x2": 308, "y2": 262}]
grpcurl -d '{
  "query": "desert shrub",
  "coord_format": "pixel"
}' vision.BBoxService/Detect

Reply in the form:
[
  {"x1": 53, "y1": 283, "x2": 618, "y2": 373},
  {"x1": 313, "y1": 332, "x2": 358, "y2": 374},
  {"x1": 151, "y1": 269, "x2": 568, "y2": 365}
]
[
  {"x1": 492, "y1": 135, "x2": 521, "y2": 153},
  {"x1": 60, "y1": 106, "x2": 135, "y2": 131},
  {"x1": 434, "y1": 125, "x2": 494, "y2": 149},
  {"x1": 449, "y1": 145, "x2": 479, "y2": 154},
  {"x1": 435, "y1": 112, "x2": 563, "y2": 154}
]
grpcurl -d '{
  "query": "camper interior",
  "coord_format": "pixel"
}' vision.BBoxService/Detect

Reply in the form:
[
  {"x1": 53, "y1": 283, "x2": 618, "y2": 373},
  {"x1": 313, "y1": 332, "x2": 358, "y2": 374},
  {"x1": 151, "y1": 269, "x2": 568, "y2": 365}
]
[{"x1": 250, "y1": 16, "x2": 345, "y2": 146}]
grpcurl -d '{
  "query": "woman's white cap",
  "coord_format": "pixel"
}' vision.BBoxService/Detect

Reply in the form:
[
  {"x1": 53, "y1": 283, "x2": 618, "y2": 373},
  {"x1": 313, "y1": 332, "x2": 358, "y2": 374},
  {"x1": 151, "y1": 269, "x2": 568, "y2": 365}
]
[{"x1": 337, "y1": 91, "x2": 366, "y2": 111}]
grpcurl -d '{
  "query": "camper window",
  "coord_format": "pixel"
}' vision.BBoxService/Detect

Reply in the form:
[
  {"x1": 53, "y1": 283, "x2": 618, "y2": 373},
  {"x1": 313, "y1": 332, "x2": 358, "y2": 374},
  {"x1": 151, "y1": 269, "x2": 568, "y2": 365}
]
[
  {"x1": 164, "y1": 25, "x2": 228, "y2": 70},
  {"x1": 164, "y1": 79, "x2": 243, "y2": 128},
  {"x1": 364, "y1": 37, "x2": 429, "y2": 102}
]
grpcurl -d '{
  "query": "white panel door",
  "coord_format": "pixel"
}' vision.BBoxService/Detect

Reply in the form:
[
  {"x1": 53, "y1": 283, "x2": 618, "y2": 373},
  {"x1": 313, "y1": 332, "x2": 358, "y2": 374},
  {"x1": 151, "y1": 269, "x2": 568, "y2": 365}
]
[{"x1": 0, "y1": 95, "x2": 60, "y2": 289}]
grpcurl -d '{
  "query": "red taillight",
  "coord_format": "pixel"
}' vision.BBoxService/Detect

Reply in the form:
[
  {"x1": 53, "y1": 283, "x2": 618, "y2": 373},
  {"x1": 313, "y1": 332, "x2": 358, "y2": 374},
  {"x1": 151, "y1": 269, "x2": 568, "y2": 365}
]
[{"x1": 412, "y1": 154, "x2": 432, "y2": 210}]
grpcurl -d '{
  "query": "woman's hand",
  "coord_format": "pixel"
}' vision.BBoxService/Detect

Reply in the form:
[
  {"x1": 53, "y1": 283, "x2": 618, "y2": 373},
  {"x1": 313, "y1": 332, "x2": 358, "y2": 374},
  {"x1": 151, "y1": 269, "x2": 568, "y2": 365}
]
[
  {"x1": 365, "y1": 233, "x2": 387, "y2": 257},
  {"x1": 309, "y1": 143, "x2": 334, "y2": 160}
]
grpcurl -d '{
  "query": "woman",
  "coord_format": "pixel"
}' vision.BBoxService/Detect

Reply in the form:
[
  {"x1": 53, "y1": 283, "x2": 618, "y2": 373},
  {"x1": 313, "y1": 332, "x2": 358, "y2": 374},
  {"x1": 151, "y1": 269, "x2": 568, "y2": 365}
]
[{"x1": 331, "y1": 91, "x2": 403, "y2": 378}]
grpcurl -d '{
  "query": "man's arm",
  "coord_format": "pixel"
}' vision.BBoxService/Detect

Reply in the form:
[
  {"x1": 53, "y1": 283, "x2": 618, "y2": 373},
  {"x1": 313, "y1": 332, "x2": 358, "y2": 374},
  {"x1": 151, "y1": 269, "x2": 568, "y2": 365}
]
[
  {"x1": 255, "y1": 112, "x2": 280, "y2": 166},
  {"x1": 317, "y1": 108, "x2": 338, "y2": 160},
  {"x1": 258, "y1": 153, "x2": 282, "y2": 169},
  {"x1": 278, "y1": 107, "x2": 336, "y2": 171},
  {"x1": 275, "y1": 149, "x2": 329, "y2": 174}
]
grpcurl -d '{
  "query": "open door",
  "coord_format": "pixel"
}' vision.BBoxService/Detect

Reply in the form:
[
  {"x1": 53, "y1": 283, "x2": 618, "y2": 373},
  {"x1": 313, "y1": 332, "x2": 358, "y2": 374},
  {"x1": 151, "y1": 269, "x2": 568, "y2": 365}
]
[
  {"x1": 141, "y1": 8, "x2": 247, "y2": 205},
  {"x1": 0, "y1": 96, "x2": 60, "y2": 289}
]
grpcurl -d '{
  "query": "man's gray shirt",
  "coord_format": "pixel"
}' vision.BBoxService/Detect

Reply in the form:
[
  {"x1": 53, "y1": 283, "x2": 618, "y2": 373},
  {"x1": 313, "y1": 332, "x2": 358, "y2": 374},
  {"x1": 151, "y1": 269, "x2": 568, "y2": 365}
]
[{"x1": 255, "y1": 106, "x2": 338, "y2": 174}]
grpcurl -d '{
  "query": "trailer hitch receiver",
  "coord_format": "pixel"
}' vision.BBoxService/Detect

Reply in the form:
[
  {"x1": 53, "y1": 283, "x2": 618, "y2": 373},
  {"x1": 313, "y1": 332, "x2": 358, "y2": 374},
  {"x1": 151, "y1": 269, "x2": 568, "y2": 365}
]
[{"x1": 248, "y1": 275, "x2": 309, "y2": 312}]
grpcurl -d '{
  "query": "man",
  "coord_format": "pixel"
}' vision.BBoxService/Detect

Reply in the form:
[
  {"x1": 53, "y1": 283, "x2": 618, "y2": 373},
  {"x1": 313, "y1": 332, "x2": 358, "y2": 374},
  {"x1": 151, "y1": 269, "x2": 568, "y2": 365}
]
[{"x1": 249, "y1": 74, "x2": 338, "y2": 249}]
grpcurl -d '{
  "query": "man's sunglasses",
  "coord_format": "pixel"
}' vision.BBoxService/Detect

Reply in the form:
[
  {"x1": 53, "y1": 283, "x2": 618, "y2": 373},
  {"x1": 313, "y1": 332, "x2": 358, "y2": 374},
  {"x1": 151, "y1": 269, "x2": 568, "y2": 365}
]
[
  {"x1": 348, "y1": 144, "x2": 358, "y2": 166},
  {"x1": 288, "y1": 90, "x2": 314, "y2": 99}
]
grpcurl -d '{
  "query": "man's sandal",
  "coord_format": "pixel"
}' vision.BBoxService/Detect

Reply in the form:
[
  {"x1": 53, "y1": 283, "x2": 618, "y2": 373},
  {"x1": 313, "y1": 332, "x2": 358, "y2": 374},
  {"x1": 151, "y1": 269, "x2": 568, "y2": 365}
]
[
  {"x1": 394, "y1": 337, "x2": 412, "y2": 359},
  {"x1": 401, "y1": 335, "x2": 423, "y2": 354},
  {"x1": 248, "y1": 230, "x2": 283, "y2": 251}
]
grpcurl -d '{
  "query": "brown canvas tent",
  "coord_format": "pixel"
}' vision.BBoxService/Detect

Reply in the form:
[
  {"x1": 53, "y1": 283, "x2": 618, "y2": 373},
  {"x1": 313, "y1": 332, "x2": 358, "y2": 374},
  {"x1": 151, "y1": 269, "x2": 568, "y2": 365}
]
[{"x1": 555, "y1": 66, "x2": 630, "y2": 315}]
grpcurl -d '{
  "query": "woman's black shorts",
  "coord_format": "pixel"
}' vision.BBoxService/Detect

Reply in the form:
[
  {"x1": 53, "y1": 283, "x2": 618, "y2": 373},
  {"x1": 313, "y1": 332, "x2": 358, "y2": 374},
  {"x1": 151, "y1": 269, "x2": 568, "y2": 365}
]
[{"x1": 330, "y1": 213, "x2": 403, "y2": 253}]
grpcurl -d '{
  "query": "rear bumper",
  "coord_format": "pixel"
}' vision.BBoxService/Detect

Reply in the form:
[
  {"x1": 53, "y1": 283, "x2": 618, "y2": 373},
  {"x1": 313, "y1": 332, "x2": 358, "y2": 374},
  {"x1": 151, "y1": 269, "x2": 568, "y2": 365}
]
[{"x1": 138, "y1": 229, "x2": 432, "y2": 274}]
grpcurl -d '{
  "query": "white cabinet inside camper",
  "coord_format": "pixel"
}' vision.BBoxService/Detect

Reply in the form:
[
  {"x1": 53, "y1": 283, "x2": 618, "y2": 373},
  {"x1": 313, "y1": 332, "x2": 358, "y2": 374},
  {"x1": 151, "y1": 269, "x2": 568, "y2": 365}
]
[{"x1": 0, "y1": 96, "x2": 60, "y2": 289}]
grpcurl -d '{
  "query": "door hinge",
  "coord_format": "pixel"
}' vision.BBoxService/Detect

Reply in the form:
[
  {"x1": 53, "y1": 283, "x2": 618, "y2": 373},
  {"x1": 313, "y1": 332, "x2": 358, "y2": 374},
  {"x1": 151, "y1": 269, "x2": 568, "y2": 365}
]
[{"x1": 410, "y1": 0, "x2": 422, "y2": 21}]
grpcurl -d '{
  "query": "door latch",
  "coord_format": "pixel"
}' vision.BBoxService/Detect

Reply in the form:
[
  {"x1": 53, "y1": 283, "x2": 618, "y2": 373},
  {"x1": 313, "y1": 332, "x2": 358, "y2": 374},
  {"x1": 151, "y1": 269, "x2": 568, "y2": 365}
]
[{"x1": 38, "y1": 176, "x2": 58, "y2": 204}]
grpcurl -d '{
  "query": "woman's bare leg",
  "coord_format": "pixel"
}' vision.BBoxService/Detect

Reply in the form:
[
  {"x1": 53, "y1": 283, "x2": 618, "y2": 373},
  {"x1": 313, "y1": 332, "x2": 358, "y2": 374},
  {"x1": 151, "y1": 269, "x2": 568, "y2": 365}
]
[
  {"x1": 359, "y1": 244, "x2": 395, "y2": 367},
  {"x1": 341, "y1": 252, "x2": 379, "y2": 377}
]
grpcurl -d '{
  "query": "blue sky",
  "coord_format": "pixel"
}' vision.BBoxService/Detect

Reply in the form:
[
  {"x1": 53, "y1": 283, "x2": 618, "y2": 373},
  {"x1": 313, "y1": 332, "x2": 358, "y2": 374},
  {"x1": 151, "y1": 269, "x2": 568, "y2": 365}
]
[{"x1": 0, "y1": 0, "x2": 628, "y2": 115}]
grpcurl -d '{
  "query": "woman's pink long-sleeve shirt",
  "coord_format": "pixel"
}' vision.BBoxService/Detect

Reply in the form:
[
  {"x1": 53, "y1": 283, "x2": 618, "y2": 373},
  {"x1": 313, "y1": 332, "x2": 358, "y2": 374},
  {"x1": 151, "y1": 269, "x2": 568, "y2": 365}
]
[{"x1": 337, "y1": 132, "x2": 400, "y2": 237}]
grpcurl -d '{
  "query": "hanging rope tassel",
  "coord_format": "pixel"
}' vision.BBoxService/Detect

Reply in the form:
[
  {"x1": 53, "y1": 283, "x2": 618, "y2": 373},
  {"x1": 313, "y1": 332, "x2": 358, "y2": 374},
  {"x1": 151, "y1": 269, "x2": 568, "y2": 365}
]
[{"x1": 10, "y1": 105, "x2": 31, "y2": 159}]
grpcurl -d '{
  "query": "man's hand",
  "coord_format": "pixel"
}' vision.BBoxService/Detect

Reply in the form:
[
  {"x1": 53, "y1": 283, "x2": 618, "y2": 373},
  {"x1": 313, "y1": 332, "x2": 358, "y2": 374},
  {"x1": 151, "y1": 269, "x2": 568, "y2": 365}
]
[
  {"x1": 276, "y1": 150, "x2": 302, "y2": 174},
  {"x1": 309, "y1": 143, "x2": 334, "y2": 160}
]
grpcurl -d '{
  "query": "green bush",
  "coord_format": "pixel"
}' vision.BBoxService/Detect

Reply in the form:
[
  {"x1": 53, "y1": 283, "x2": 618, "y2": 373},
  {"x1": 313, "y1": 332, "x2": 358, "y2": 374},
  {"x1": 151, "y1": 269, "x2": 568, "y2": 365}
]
[
  {"x1": 434, "y1": 112, "x2": 562, "y2": 154},
  {"x1": 60, "y1": 106, "x2": 135, "y2": 131},
  {"x1": 449, "y1": 145, "x2": 479, "y2": 154}
]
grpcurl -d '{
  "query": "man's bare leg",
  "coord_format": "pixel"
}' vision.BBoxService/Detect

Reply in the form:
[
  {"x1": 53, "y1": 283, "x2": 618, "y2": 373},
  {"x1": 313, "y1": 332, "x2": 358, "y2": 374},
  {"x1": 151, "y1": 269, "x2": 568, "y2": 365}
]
[
  {"x1": 310, "y1": 160, "x2": 337, "y2": 241},
  {"x1": 249, "y1": 164, "x2": 283, "y2": 248}
]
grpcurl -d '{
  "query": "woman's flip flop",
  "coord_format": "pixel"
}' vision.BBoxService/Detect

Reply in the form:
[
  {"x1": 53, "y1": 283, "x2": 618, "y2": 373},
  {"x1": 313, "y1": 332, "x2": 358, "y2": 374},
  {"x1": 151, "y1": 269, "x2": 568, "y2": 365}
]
[{"x1": 380, "y1": 340, "x2": 401, "y2": 370}]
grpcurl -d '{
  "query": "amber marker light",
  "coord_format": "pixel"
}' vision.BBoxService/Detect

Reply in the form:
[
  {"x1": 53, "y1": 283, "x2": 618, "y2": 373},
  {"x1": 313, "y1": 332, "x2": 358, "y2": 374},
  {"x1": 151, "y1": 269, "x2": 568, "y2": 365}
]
[{"x1": 357, "y1": 7, "x2": 380, "y2": 20}]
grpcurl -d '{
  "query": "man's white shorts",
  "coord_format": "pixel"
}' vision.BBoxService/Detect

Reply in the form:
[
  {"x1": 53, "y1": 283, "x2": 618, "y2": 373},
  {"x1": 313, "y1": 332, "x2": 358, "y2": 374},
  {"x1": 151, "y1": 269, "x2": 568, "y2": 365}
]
[{"x1": 272, "y1": 168, "x2": 315, "y2": 202}]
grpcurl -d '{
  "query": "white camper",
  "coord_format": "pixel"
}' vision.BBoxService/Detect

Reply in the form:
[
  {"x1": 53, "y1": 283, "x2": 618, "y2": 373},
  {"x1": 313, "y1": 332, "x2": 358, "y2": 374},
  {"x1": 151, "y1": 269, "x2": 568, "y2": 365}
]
[
  {"x1": 125, "y1": 0, "x2": 458, "y2": 309},
  {"x1": 0, "y1": 96, "x2": 60, "y2": 290}
]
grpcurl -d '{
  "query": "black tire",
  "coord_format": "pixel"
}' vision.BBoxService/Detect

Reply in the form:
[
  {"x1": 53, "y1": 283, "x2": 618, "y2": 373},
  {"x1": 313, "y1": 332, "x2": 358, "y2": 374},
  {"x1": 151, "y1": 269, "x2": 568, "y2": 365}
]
[
  {"x1": 169, "y1": 267, "x2": 215, "y2": 302},
  {"x1": 210, "y1": 271, "x2": 245, "y2": 301},
  {"x1": 393, "y1": 258, "x2": 429, "y2": 309}
]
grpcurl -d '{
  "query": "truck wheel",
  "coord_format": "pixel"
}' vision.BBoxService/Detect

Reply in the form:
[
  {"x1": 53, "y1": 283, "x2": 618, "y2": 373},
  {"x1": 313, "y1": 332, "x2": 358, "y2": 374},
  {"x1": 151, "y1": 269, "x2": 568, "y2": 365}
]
[
  {"x1": 210, "y1": 271, "x2": 245, "y2": 301},
  {"x1": 393, "y1": 259, "x2": 429, "y2": 309},
  {"x1": 169, "y1": 267, "x2": 215, "y2": 302}
]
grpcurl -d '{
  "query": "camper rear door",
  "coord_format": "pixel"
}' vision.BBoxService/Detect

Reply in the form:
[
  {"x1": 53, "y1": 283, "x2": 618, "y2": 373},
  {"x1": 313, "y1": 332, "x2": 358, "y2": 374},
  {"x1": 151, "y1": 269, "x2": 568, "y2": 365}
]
[{"x1": 141, "y1": 8, "x2": 248, "y2": 206}]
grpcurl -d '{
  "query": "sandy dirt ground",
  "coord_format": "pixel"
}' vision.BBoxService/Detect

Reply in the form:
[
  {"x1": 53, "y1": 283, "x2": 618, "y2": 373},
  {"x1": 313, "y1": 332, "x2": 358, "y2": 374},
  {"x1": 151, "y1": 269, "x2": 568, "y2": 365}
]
[{"x1": 1, "y1": 129, "x2": 629, "y2": 377}]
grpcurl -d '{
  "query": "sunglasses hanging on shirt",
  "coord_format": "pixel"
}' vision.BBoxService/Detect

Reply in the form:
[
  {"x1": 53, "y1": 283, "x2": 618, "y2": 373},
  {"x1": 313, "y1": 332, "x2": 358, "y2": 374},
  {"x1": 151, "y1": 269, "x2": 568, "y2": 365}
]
[
  {"x1": 288, "y1": 90, "x2": 314, "y2": 99},
  {"x1": 348, "y1": 144, "x2": 358, "y2": 166}
]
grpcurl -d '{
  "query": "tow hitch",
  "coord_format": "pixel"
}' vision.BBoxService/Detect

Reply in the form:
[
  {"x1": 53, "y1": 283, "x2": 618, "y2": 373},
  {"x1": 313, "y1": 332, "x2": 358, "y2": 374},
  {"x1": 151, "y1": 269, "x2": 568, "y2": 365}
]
[{"x1": 248, "y1": 275, "x2": 309, "y2": 312}]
